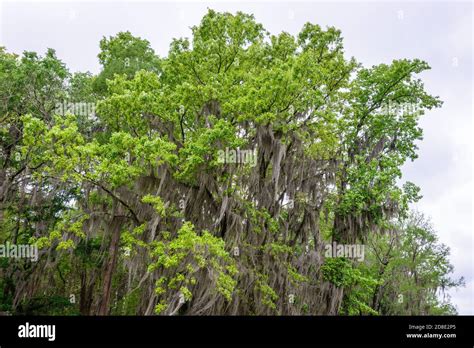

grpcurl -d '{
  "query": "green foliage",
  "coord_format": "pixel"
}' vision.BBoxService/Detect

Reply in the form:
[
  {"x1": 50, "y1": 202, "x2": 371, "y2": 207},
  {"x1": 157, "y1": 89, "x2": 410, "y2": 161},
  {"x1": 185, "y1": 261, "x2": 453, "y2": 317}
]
[
  {"x1": 94, "y1": 31, "x2": 161, "y2": 94},
  {"x1": 0, "y1": 10, "x2": 461, "y2": 317},
  {"x1": 322, "y1": 258, "x2": 380, "y2": 315},
  {"x1": 255, "y1": 273, "x2": 279, "y2": 310},
  {"x1": 322, "y1": 258, "x2": 356, "y2": 288},
  {"x1": 148, "y1": 222, "x2": 238, "y2": 313},
  {"x1": 361, "y1": 212, "x2": 463, "y2": 315}
]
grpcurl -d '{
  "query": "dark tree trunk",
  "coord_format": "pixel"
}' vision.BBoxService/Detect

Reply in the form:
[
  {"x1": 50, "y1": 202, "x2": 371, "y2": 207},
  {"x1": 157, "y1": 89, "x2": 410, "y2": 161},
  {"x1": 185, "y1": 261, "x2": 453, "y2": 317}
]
[{"x1": 98, "y1": 215, "x2": 125, "y2": 315}]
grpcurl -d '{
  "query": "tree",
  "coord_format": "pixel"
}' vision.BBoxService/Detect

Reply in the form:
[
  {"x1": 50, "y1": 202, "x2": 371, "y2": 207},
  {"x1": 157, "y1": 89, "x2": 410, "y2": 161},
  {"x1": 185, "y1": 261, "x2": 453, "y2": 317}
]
[
  {"x1": 93, "y1": 31, "x2": 161, "y2": 95},
  {"x1": 366, "y1": 212, "x2": 463, "y2": 315},
  {"x1": 0, "y1": 9, "x2": 462, "y2": 316},
  {"x1": 0, "y1": 47, "x2": 71, "y2": 313}
]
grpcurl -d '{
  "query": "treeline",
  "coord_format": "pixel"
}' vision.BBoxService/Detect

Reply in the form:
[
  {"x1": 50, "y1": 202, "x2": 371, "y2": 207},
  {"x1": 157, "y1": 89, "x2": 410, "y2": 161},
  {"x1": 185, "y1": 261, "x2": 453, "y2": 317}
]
[{"x1": 0, "y1": 10, "x2": 463, "y2": 315}]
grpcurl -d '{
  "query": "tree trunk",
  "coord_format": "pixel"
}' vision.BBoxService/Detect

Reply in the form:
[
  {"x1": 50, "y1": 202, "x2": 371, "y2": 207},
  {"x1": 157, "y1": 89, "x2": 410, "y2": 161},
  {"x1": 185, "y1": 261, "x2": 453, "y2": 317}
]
[{"x1": 97, "y1": 215, "x2": 124, "y2": 315}]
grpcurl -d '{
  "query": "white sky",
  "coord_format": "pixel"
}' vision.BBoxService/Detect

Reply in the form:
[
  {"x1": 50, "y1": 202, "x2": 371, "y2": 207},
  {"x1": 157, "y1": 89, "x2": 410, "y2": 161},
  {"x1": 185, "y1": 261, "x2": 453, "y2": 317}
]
[{"x1": 0, "y1": 0, "x2": 472, "y2": 314}]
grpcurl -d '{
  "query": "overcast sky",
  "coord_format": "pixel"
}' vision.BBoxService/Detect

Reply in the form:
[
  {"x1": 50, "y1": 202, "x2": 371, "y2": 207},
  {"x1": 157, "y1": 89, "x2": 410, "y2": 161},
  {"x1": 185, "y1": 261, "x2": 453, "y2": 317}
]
[{"x1": 1, "y1": 0, "x2": 472, "y2": 314}]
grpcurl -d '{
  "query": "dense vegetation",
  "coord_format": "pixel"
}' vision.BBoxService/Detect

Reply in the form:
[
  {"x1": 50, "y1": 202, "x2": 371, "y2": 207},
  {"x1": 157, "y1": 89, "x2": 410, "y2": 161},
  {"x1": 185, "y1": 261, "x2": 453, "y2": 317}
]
[{"x1": 0, "y1": 10, "x2": 463, "y2": 315}]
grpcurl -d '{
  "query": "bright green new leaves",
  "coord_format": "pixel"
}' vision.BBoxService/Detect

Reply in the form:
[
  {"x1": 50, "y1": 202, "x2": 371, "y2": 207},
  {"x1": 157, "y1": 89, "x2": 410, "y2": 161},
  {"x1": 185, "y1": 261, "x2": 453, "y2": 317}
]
[
  {"x1": 21, "y1": 113, "x2": 176, "y2": 189},
  {"x1": 96, "y1": 71, "x2": 165, "y2": 134},
  {"x1": 94, "y1": 31, "x2": 161, "y2": 94},
  {"x1": 333, "y1": 59, "x2": 442, "y2": 240},
  {"x1": 31, "y1": 210, "x2": 89, "y2": 251},
  {"x1": 149, "y1": 222, "x2": 238, "y2": 313},
  {"x1": 255, "y1": 273, "x2": 279, "y2": 310}
]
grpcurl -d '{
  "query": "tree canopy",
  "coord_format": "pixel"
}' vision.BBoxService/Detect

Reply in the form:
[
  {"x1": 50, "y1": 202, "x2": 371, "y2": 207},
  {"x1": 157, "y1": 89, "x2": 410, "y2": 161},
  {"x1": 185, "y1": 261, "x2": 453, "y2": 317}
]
[{"x1": 0, "y1": 9, "x2": 463, "y2": 315}]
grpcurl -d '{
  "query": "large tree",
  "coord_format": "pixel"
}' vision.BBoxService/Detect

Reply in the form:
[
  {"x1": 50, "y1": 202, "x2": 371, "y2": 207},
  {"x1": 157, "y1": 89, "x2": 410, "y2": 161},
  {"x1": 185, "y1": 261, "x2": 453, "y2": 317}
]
[{"x1": 0, "y1": 10, "x2": 462, "y2": 315}]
